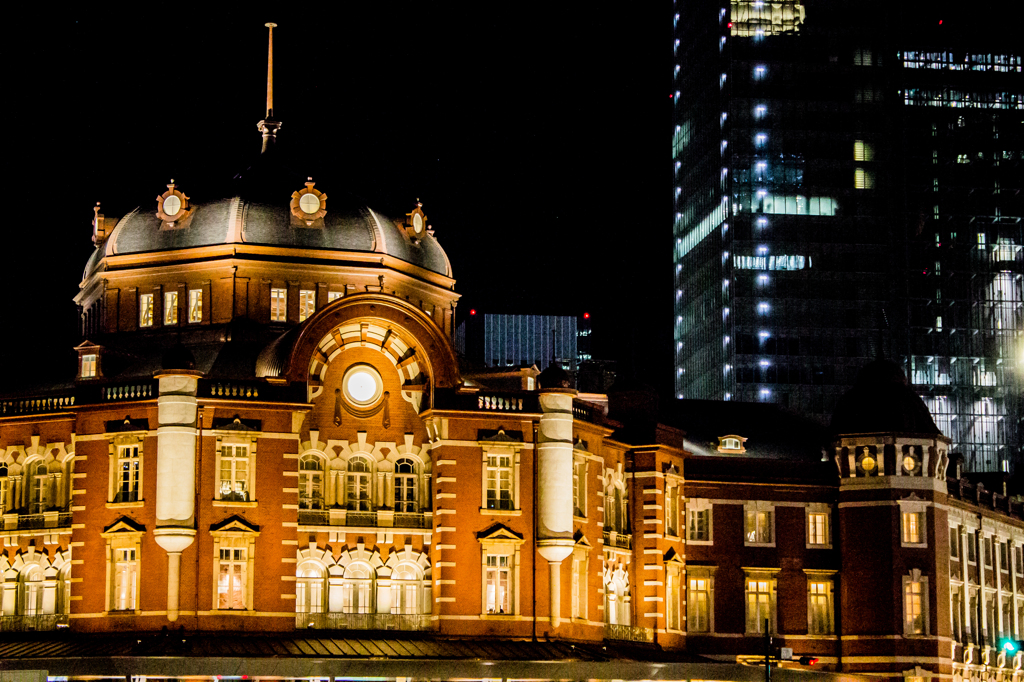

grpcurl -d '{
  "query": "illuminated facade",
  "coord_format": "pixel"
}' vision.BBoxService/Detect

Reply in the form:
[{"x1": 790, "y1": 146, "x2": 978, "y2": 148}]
[{"x1": 672, "y1": 1, "x2": 1023, "y2": 472}]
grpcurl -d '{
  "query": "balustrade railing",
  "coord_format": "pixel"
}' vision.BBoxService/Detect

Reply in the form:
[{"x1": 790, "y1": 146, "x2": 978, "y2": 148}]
[
  {"x1": 297, "y1": 509, "x2": 431, "y2": 529},
  {"x1": 605, "y1": 623, "x2": 654, "y2": 643},
  {"x1": 296, "y1": 612, "x2": 431, "y2": 631},
  {"x1": 1, "y1": 396, "x2": 75, "y2": 415},
  {"x1": 104, "y1": 383, "x2": 155, "y2": 401},
  {"x1": 2, "y1": 512, "x2": 73, "y2": 531},
  {"x1": 603, "y1": 529, "x2": 632, "y2": 549},
  {"x1": 0, "y1": 614, "x2": 69, "y2": 632}
]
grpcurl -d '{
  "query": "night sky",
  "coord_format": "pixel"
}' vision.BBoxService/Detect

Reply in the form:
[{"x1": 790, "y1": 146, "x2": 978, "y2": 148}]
[{"x1": 3, "y1": 6, "x2": 668, "y2": 393}]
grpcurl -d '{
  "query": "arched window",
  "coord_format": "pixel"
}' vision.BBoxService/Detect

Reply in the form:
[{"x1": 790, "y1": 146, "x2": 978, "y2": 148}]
[
  {"x1": 394, "y1": 458, "x2": 417, "y2": 513},
  {"x1": 30, "y1": 462, "x2": 49, "y2": 514},
  {"x1": 298, "y1": 454, "x2": 324, "y2": 510},
  {"x1": 0, "y1": 463, "x2": 8, "y2": 513},
  {"x1": 391, "y1": 563, "x2": 421, "y2": 614},
  {"x1": 341, "y1": 562, "x2": 374, "y2": 614},
  {"x1": 20, "y1": 565, "x2": 45, "y2": 616},
  {"x1": 296, "y1": 561, "x2": 326, "y2": 615},
  {"x1": 346, "y1": 457, "x2": 372, "y2": 511},
  {"x1": 604, "y1": 571, "x2": 630, "y2": 626}
]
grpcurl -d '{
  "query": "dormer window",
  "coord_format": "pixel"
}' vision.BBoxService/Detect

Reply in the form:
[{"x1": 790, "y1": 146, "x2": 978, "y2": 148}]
[
  {"x1": 717, "y1": 435, "x2": 747, "y2": 453},
  {"x1": 75, "y1": 341, "x2": 103, "y2": 380},
  {"x1": 82, "y1": 354, "x2": 97, "y2": 378}
]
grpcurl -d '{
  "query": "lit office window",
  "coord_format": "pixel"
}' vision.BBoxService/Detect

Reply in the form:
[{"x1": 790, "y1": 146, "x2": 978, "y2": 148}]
[{"x1": 271, "y1": 288, "x2": 287, "y2": 322}]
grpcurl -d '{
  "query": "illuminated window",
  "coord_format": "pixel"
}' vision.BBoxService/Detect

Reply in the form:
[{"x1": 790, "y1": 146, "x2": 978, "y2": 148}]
[
  {"x1": 933, "y1": 178, "x2": 939, "y2": 192},
  {"x1": 745, "y1": 505, "x2": 774, "y2": 545},
  {"x1": 217, "y1": 443, "x2": 251, "y2": 502},
  {"x1": 188, "y1": 289, "x2": 202, "y2": 323},
  {"x1": 666, "y1": 567, "x2": 682, "y2": 630},
  {"x1": 112, "y1": 548, "x2": 138, "y2": 611},
  {"x1": 807, "y1": 511, "x2": 829, "y2": 546},
  {"x1": 0, "y1": 464, "x2": 8, "y2": 514},
  {"x1": 572, "y1": 457, "x2": 587, "y2": 518},
  {"x1": 665, "y1": 485, "x2": 679, "y2": 536},
  {"x1": 114, "y1": 445, "x2": 141, "y2": 504},
  {"x1": 394, "y1": 458, "x2": 418, "y2": 513},
  {"x1": 688, "y1": 504, "x2": 712, "y2": 542},
  {"x1": 217, "y1": 540, "x2": 249, "y2": 610},
  {"x1": 486, "y1": 452, "x2": 514, "y2": 510},
  {"x1": 853, "y1": 48, "x2": 872, "y2": 66},
  {"x1": 139, "y1": 294, "x2": 154, "y2": 327},
  {"x1": 391, "y1": 562, "x2": 423, "y2": 615},
  {"x1": 977, "y1": 232, "x2": 987, "y2": 245},
  {"x1": 486, "y1": 555, "x2": 511, "y2": 614},
  {"x1": 298, "y1": 289, "x2": 315, "y2": 322},
  {"x1": 327, "y1": 291, "x2": 343, "y2": 302},
  {"x1": 298, "y1": 454, "x2": 324, "y2": 510},
  {"x1": 271, "y1": 288, "x2": 287, "y2": 322},
  {"x1": 902, "y1": 511, "x2": 925, "y2": 545},
  {"x1": 604, "y1": 568, "x2": 631, "y2": 625},
  {"x1": 854, "y1": 168, "x2": 875, "y2": 189},
  {"x1": 571, "y1": 548, "x2": 588, "y2": 620},
  {"x1": 345, "y1": 456, "x2": 373, "y2": 511},
  {"x1": 164, "y1": 291, "x2": 178, "y2": 325},
  {"x1": 81, "y1": 354, "x2": 97, "y2": 378},
  {"x1": 745, "y1": 573, "x2": 776, "y2": 633},
  {"x1": 341, "y1": 562, "x2": 374, "y2": 613},
  {"x1": 903, "y1": 573, "x2": 928, "y2": 635},
  {"x1": 935, "y1": 316, "x2": 942, "y2": 332},
  {"x1": 808, "y1": 578, "x2": 834, "y2": 634},
  {"x1": 688, "y1": 569, "x2": 713, "y2": 632},
  {"x1": 853, "y1": 140, "x2": 874, "y2": 161},
  {"x1": 296, "y1": 561, "x2": 325, "y2": 615}
]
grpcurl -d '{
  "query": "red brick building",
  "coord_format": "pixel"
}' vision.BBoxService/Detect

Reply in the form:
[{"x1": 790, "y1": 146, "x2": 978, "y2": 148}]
[{"x1": 0, "y1": 28, "x2": 1012, "y2": 682}]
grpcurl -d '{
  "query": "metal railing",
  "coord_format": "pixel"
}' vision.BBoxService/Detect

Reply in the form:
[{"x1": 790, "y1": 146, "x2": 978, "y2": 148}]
[
  {"x1": 0, "y1": 396, "x2": 75, "y2": 415},
  {"x1": 296, "y1": 509, "x2": 431, "y2": 529},
  {"x1": 603, "y1": 529, "x2": 632, "y2": 549},
  {"x1": 4, "y1": 512, "x2": 73, "y2": 531},
  {"x1": 0, "y1": 614, "x2": 69, "y2": 632},
  {"x1": 296, "y1": 612, "x2": 431, "y2": 631},
  {"x1": 605, "y1": 623, "x2": 654, "y2": 643}
]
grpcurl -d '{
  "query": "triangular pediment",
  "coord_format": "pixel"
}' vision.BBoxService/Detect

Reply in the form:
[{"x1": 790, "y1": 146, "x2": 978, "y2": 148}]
[
  {"x1": 101, "y1": 517, "x2": 146, "y2": 536},
  {"x1": 573, "y1": 530, "x2": 592, "y2": 547},
  {"x1": 664, "y1": 547, "x2": 685, "y2": 564},
  {"x1": 477, "y1": 523, "x2": 524, "y2": 543},
  {"x1": 210, "y1": 515, "x2": 260, "y2": 534}
]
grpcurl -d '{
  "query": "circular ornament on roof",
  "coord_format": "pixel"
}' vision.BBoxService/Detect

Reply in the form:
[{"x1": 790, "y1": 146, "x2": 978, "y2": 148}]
[
  {"x1": 404, "y1": 201, "x2": 428, "y2": 243},
  {"x1": 343, "y1": 363, "x2": 383, "y2": 407},
  {"x1": 290, "y1": 178, "x2": 328, "y2": 226},
  {"x1": 155, "y1": 180, "x2": 191, "y2": 224}
]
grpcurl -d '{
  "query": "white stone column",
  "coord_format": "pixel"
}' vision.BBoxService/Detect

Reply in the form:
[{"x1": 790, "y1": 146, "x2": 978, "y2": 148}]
[
  {"x1": 537, "y1": 388, "x2": 576, "y2": 627},
  {"x1": 153, "y1": 370, "x2": 201, "y2": 622}
]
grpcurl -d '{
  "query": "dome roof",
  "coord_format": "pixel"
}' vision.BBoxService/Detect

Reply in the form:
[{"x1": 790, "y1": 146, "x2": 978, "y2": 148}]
[
  {"x1": 86, "y1": 153, "x2": 452, "y2": 280},
  {"x1": 830, "y1": 359, "x2": 941, "y2": 437}
]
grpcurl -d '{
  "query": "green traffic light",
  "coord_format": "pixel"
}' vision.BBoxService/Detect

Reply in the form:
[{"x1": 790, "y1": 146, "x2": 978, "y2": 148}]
[{"x1": 1001, "y1": 639, "x2": 1019, "y2": 653}]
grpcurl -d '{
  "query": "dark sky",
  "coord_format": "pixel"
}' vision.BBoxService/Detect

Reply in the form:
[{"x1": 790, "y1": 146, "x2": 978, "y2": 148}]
[{"x1": 2, "y1": 5, "x2": 670, "y2": 394}]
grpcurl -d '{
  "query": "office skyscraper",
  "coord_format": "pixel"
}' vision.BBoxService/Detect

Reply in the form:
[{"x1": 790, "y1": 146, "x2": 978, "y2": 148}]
[{"x1": 673, "y1": 1, "x2": 1022, "y2": 471}]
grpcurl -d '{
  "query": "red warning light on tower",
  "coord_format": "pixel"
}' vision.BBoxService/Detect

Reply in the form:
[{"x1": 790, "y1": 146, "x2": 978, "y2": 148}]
[
  {"x1": 470, "y1": 309, "x2": 476, "y2": 316},
  {"x1": 583, "y1": 312, "x2": 590, "y2": 319}
]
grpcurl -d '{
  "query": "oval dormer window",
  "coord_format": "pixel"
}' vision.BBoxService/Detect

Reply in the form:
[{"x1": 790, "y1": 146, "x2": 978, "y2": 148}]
[
  {"x1": 299, "y1": 193, "x2": 321, "y2": 214},
  {"x1": 413, "y1": 213, "x2": 423, "y2": 234},
  {"x1": 343, "y1": 364, "x2": 383, "y2": 406},
  {"x1": 163, "y1": 195, "x2": 181, "y2": 216}
]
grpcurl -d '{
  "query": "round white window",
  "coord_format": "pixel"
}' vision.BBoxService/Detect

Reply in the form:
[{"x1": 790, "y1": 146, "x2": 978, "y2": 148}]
[
  {"x1": 412, "y1": 213, "x2": 423, "y2": 234},
  {"x1": 299, "y1": 193, "x2": 321, "y2": 214},
  {"x1": 163, "y1": 195, "x2": 181, "y2": 216},
  {"x1": 343, "y1": 364, "x2": 383, "y2": 406}
]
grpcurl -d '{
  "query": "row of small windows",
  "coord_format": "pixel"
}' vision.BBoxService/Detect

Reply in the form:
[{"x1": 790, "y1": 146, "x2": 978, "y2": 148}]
[
  {"x1": 673, "y1": 501, "x2": 832, "y2": 548},
  {"x1": 0, "y1": 459, "x2": 74, "y2": 514},
  {"x1": 136, "y1": 288, "x2": 348, "y2": 329}
]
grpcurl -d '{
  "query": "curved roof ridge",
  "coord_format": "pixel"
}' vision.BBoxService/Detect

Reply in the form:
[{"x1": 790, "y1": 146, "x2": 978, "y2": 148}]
[
  {"x1": 227, "y1": 196, "x2": 244, "y2": 243},
  {"x1": 105, "y1": 207, "x2": 139, "y2": 256},
  {"x1": 368, "y1": 208, "x2": 389, "y2": 254}
]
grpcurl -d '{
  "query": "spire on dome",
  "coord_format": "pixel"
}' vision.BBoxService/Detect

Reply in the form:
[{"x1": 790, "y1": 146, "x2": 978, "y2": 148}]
[{"x1": 257, "y1": 22, "x2": 281, "y2": 154}]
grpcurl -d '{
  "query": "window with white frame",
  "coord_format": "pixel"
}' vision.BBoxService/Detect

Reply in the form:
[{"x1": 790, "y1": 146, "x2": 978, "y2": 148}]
[
  {"x1": 902, "y1": 508, "x2": 926, "y2": 546},
  {"x1": 572, "y1": 458, "x2": 587, "y2": 518},
  {"x1": 114, "y1": 444, "x2": 141, "y2": 504},
  {"x1": 298, "y1": 454, "x2": 324, "y2": 510},
  {"x1": 298, "y1": 289, "x2": 315, "y2": 322},
  {"x1": 346, "y1": 456, "x2": 373, "y2": 511},
  {"x1": 393, "y1": 458, "x2": 417, "y2": 512},
  {"x1": 296, "y1": 561, "x2": 325, "y2": 614},
  {"x1": 807, "y1": 507, "x2": 830, "y2": 547},
  {"x1": 687, "y1": 568, "x2": 714, "y2": 633},
  {"x1": 745, "y1": 572, "x2": 777, "y2": 634},
  {"x1": 139, "y1": 293, "x2": 154, "y2": 327},
  {"x1": 950, "y1": 584, "x2": 963, "y2": 642},
  {"x1": 604, "y1": 566, "x2": 631, "y2": 625},
  {"x1": 217, "y1": 441, "x2": 253, "y2": 502},
  {"x1": 745, "y1": 503, "x2": 774, "y2": 545},
  {"x1": 188, "y1": 289, "x2": 202, "y2": 323},
  {"x1": 341, "y1": 562, "x2": 374, "y2": 613},
  {"x1": 666, "y1": 565, "x2": 683, "y2": 630},
  {"x1": 327, "y1": 291, "x2": 343, "y2": 302},
  {"x1": 391, "y1": 563, "x2": 422, "y2": 614},
  {"x1": 164, "y1": 291, "x2": 178, "y2": 325},
  {"x1": 807, "y1": 575, "x2": 834, "y2": 634},
  {"x1": 271, "y1": 288, "x2": 287, "y2": 322},
  {"x1": 486, "y1": 555, "x2": 511, "y2": 614},
  {"x1": 605, "y1": 483, "x2": 628, "y2": 534},
  {"x1": 217, "y1": 539, "x2": 249, "y2": 610},
  {"x1": 967, "y1": 530, "x2": 977, "y2": 563},
  {"x1": 983, "y1": 536, "x2": 993, "y2": 569},
  {"x1": 949, "y1": 526, "x2": 960, "y2": 560},
  {"x1": 112, "y1": 548, "x2": 138, "y2": 611},
  {"x1": 20, "y1": 566, "x2": 44, "y2": 616},
  {"x1": 687, "y1": 499, "x2": 712, "y2": 543},
  {"x1": 29, "y1": 461, "x2": 51, "y2": 513},
  {"x1": 81, "y1": 354, "x2": 97, "y2": 378},
  {"x1": 485, "y1": 450, "x2": 514, "y2": 511},
  {"x1": 665, "y1": 485, "x2": 680, "y2": 537},
  {"x1": 571, "y1": 546, "x2": 588, "y2": 620},
  {"x1": 903, "y1": 571, "x2": 928, "y2": 635}
]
